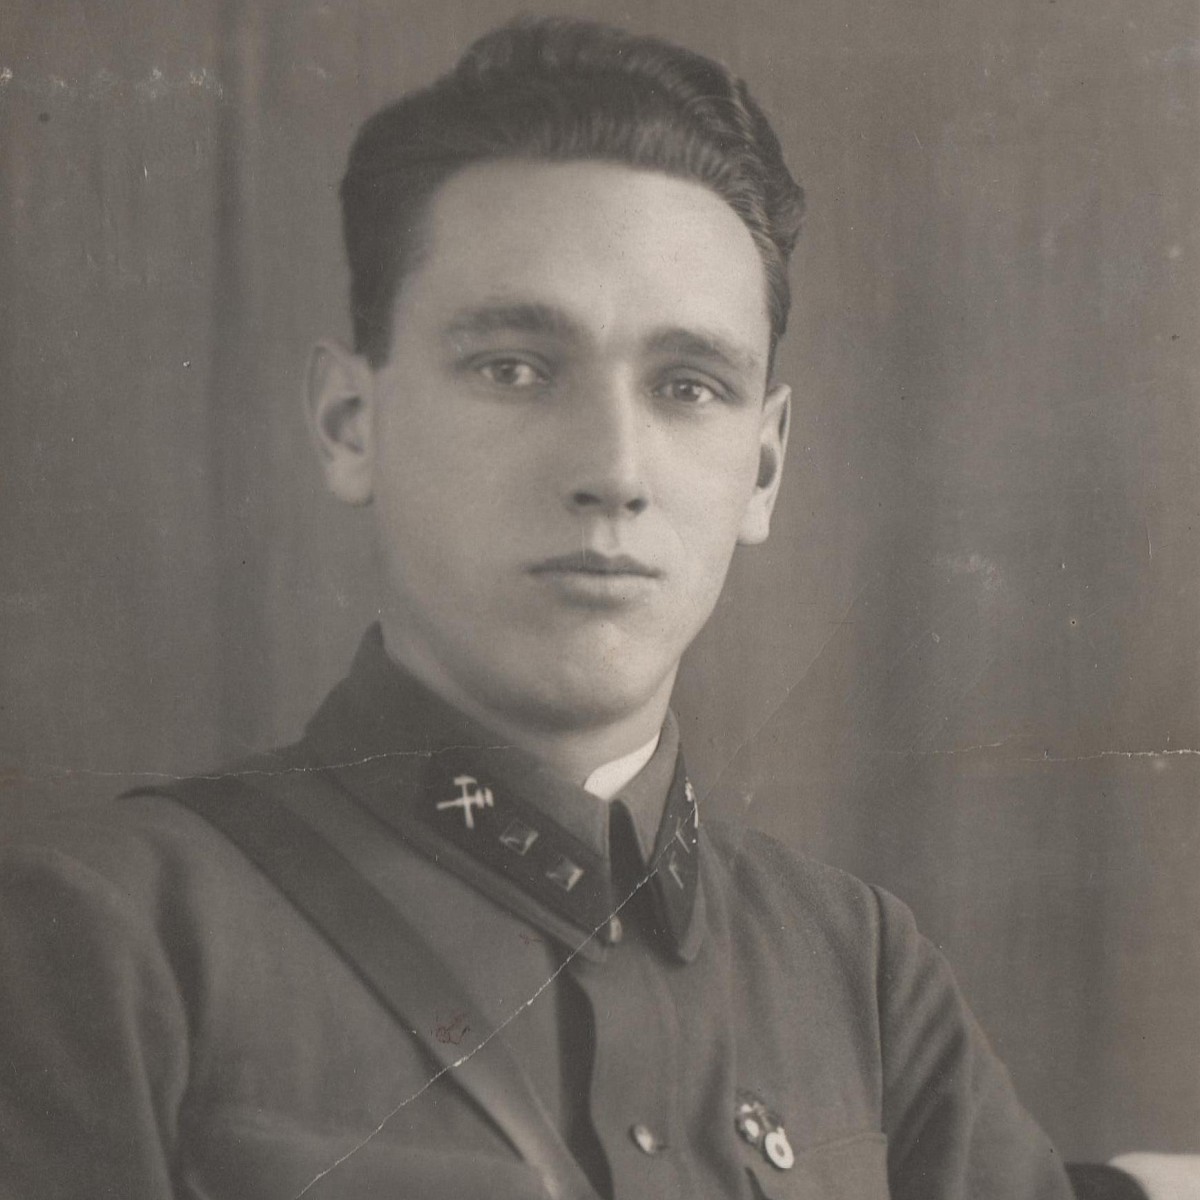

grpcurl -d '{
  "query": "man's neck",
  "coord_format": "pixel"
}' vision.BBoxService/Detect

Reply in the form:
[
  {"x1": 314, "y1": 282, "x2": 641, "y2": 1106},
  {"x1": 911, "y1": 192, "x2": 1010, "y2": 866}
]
[
  {"x1": 378, "y1": 627, "x2": 674, "y2": 787},
  {"x1": 467, "y1": 708, "x2": 669, "y2": 788}
]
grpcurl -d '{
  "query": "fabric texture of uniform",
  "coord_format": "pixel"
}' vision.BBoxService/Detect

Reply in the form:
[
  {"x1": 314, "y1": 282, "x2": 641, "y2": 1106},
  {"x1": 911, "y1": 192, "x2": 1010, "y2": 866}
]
[{"x1": 0, "y1": 627, "x2": 1079, "y2": 1200}]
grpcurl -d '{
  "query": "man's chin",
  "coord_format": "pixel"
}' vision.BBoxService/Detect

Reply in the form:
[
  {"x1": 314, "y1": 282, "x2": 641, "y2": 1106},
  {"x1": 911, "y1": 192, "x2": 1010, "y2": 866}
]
[{"x1": 491, "y1": 654, "x2": 676, "y2": 734}]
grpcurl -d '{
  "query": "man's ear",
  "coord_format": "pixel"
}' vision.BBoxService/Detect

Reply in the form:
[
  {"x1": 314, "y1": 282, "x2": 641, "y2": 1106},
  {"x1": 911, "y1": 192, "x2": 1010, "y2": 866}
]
[
  {"x1": 737, "y1": 383, "x2": 791, "y2": 546},
  {"x1": 307, "y1": 338, "x2": 376, "y2": 506}
]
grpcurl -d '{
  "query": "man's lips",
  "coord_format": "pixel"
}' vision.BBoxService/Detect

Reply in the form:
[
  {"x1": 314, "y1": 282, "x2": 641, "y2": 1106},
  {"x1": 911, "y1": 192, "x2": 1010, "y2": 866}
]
[{"x1": 528, "y1": 551, "x2": 662, "y2": 578}]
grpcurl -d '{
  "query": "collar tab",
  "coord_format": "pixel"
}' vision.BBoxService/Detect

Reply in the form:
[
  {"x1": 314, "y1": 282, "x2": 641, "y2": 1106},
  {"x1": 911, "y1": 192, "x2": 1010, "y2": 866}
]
[{"x1": 309, "y1": 625, "x2": 706, "y2": 960}]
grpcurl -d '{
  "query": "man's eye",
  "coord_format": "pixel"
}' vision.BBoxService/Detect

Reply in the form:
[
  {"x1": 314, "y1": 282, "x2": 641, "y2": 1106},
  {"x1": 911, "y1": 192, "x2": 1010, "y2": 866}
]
[
  {"x1": 658, "y1": 377, "x2": 721, "y2": 406},
  {"x1": 477, "y1": 359, "x2": 546, "y2": 388}
]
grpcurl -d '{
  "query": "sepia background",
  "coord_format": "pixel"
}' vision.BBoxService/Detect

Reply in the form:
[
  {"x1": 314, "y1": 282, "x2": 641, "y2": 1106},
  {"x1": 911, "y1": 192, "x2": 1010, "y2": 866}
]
[{"x1": 2, "y1": 0, "x2": 1197, "y2": 1165}]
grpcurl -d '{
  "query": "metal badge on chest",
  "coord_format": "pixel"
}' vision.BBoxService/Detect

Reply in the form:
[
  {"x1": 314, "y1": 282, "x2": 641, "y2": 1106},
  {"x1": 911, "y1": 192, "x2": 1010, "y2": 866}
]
[{"x1": 735, "y1": 1089, "x2": 795, "y2": 1172}]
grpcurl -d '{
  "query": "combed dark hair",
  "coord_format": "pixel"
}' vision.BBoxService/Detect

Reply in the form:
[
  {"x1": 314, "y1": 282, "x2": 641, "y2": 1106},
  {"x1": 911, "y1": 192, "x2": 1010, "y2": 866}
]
[{"x1": 340, "y1": 17, "x2": 805, "y2": 367}]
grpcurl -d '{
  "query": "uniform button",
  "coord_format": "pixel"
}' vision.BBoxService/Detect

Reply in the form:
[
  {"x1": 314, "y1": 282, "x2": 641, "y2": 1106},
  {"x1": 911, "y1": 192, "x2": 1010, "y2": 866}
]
[
  {"x1": 604, "y1": 916, "x2": 623, "y2": 944},
  {"x1": 630, "y1": 1123, "x2": 663, "y2": 1155}
]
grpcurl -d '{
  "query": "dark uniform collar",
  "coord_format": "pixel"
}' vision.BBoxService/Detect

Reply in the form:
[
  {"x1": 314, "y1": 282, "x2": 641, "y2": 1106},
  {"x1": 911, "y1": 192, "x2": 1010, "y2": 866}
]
[
  {"x1": 607, "y1": 719, "x2": 678, "y2": 859},
  {"x1": 302, "y1": 625, "x2": 705, "y2": 964}
]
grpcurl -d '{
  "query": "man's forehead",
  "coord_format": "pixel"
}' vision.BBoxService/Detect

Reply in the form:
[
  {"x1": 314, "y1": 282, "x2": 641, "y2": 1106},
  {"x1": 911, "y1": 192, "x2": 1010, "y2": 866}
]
[
  {"x1": 421, "y1": 158, "x2": 758, "y2": 253},
  {"x1": 396, "y1": 160, "x2": 774, "y2": 365}
]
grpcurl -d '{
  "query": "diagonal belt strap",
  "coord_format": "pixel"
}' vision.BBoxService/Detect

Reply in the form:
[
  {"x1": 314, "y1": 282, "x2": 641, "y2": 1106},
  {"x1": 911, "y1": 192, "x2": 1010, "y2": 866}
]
[{"x1": 126, "y1": 773, "x2": 598, "y2": 1200}]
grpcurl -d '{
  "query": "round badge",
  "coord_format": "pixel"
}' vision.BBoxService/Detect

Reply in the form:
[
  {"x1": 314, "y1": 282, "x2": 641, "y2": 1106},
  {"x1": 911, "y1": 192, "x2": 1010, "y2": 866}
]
[{"x1": 763, "y1": 1129, "x2": 795, "y2": 1171}]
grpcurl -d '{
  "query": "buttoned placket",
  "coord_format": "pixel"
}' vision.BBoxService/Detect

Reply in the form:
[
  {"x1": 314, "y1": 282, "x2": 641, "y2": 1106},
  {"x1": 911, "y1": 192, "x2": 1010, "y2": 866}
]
[
  {"x1": 556, "y1": 797, "x2": 695, "y2": 1200},
  {"x1": 569, "y1": 916, "x2": 692, "y2": 1200}
]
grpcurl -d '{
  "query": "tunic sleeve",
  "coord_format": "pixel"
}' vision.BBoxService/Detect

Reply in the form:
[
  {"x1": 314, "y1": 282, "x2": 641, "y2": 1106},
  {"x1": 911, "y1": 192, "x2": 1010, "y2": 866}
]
[
  {"x1": 872, "y1": 884, "x2": 1075, "y2": 1200},
  {"x1": 0, "y1": 843, "x2": 189, "y2": 1198}
]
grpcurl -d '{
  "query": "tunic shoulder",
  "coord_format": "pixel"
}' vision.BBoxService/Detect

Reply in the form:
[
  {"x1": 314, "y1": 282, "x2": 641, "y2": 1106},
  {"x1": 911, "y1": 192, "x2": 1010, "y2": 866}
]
[{"x1": 699, "y1": 817, "x2": 902, "y2": 963}]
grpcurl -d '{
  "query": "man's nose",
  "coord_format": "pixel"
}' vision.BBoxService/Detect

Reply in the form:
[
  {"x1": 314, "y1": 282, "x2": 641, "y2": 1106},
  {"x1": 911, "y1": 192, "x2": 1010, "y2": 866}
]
[{"x1": 563, "y1": 382, "x2": 651, "y2": 519}]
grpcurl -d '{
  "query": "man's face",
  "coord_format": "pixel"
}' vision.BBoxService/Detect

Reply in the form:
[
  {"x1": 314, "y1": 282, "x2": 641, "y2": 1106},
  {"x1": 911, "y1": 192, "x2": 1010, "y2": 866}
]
[{"x1": 319, "y1": 160, "x2": 789, "y2": 735}]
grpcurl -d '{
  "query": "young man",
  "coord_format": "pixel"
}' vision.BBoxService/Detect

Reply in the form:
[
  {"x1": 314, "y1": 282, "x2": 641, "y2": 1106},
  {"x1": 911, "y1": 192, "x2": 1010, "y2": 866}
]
[{"x1": 0, "y1": 17, "x2": 1158, "y2": 1200}]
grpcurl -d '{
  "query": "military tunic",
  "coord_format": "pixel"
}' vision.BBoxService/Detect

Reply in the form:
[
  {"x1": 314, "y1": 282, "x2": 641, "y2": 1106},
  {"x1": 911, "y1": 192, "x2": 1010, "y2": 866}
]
[{"x1": 0, "y1": 627, "x2": 1075, "y2": 1199}]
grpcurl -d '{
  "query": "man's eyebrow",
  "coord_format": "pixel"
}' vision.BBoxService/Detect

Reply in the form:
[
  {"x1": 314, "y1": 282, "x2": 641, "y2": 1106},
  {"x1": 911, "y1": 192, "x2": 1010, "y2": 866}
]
[
  {"x1": 644, "y1": 327, "x2": 764, "y2": 378},
  {"x1": 441, "y1": 305, "x2": 765, "y2": 378},
  {"x1": 442, "y1": 302, "x2": 586, "y2": 343}
]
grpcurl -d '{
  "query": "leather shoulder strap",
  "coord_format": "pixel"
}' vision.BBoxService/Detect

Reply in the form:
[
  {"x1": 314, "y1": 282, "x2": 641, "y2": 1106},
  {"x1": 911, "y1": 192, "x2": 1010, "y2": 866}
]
[{"x1": 127, "y1": 773, "x2": 597, "y2": 1200}]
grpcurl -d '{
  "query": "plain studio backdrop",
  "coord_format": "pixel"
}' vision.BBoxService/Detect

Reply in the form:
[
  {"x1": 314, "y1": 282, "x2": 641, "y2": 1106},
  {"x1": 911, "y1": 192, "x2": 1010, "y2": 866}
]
[{"x1": 2, "y1": 0, "x2": 1197, "y2": 1166}]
